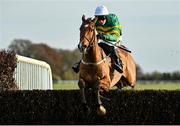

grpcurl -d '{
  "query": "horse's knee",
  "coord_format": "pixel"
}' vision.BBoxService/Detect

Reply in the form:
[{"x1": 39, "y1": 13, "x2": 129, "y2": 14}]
[{"x1": 78, "y1": 78, "x2": 86, "y2": 88}]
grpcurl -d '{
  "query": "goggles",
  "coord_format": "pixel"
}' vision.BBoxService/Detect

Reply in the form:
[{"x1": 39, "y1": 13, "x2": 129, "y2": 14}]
[{"x1": 97, "y1": 16, "x2": 106, "y2": 21}]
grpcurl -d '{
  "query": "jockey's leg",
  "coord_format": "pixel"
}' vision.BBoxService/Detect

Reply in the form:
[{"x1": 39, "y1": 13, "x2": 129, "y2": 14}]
[
  {"x1": 111, "y1": 47, "x2": 123, "y2": 73},
  {"x1": 72, "y1": 60, "x2": 81, "y2": 73},
  {"x1": 98, "y1": 41, "x2": 123, "y2": 73},
  {"x1": 98, "y1": 42, "x2": 109, "y2": 55}
]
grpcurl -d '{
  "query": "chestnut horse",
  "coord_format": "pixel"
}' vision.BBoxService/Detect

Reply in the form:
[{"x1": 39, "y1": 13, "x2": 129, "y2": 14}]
[{"x1": 78, "y1": 15, "x2": 136, "y2": 115}]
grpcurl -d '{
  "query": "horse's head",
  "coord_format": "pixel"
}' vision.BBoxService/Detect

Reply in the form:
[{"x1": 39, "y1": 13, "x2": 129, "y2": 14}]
[{"x1": 78, "y1": 15, "x2": 98, "y2": 54}]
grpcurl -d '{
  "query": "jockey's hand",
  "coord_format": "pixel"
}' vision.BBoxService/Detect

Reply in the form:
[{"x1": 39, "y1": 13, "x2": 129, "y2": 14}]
[{"x1": 96, "y1": 34, "x2": 105, "y2": 40}]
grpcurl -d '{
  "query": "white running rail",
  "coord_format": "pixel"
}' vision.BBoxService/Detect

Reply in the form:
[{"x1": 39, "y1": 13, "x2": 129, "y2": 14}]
[{"x1": 14, "y1": 55, "x2": 53, "y2": 90}]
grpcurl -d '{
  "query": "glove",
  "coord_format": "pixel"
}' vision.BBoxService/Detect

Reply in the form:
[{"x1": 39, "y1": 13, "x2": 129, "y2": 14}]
[{"x1": 96, "y1": 34, "x2": 105, "y2": 40}]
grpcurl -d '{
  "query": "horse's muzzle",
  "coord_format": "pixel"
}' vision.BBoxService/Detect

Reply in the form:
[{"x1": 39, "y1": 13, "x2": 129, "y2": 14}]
[{"x1": 78, "y1": 43, "x2": 87, "y2": 53}]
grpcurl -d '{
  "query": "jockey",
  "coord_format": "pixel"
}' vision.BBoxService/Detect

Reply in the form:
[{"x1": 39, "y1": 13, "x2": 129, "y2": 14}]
[
  {"x1": 72, "y1": 5, "x2": 123, "y2": 73},
  {"x1": 95, "y1": 5, "x2": 123, "y2": 73}
]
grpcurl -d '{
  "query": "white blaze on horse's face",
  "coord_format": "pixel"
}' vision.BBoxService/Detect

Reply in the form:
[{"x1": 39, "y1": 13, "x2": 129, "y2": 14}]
[{"x1": 84, "y1": 24, "x2": 89, "y2": 28}]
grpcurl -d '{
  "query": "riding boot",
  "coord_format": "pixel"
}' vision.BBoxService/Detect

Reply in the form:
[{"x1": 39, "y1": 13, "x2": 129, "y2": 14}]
[
  {"x1": 111, "y1": 49, "x2": 123, "y2": 73},
  {"x1": 72, "y1": 60, "x2": 81, "y2": 73}
]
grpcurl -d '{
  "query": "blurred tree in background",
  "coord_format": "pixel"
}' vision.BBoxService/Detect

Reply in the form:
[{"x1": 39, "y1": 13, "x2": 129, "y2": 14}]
[{"x1": 8, "y1": 39, "x2": 32, "y2": 56}]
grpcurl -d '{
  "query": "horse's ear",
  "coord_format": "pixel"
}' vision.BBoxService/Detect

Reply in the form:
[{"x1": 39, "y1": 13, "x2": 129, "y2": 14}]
[
  {"x1": 92, "y1": 17, "x2": 98, "y2": 24},
  {"x1": 82, "y1": 15, "x2": 86, "y2": 22}
]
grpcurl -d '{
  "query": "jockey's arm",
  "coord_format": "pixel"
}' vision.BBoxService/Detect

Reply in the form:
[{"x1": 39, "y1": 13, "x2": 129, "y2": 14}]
[
  {"x1": 103, "y1": 33, "x2": 120, "y2": 42},
  {"x1": 102, "y1": 25, "x2": 122, "y2": 42}
]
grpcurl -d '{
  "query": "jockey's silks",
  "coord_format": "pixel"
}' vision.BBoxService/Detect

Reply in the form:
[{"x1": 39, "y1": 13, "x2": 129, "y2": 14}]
[{"x1": 95, "y1": 13, "x2": 122, "y2": 42}]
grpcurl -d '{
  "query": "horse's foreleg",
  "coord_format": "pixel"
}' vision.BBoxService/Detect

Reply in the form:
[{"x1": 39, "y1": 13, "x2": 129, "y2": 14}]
[
  {"x1": 94, "y1": 83, "x2": 102, "y2": 106},
  {"x1": 78, "y1": 78, "x2": 90, "y2": 115},
  {"x1": 94, "y1": 83, "x2": 106, "y2": 115},
  {"x1": 78, "y1": 79, "x2": 86, "y2": 104}
]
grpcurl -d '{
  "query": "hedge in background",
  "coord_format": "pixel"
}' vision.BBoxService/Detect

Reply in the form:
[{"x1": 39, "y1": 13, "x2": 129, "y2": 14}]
[
  {"x1": 0, "y1": 90, "x2": 179, "y2": 124},
  {"x1": 0, "y1": 50, "x2": 18, "y2": 91}
]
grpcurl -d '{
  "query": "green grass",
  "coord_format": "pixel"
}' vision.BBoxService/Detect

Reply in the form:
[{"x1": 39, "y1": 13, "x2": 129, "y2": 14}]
[
  {"x1": 53, "y1": 83, "x2": 79, "y2": 90},
  {"x1": 53, "y1": 82, "x2": 180, "y2": 90},
  {"x1": 134, "y1": 83, "x2": 180, "y2": 90}
]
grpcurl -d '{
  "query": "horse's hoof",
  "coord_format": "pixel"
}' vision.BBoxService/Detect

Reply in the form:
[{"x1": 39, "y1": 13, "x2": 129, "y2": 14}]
[{"x1": 97, "y1": 105, "x2": 106, "y2": 116}]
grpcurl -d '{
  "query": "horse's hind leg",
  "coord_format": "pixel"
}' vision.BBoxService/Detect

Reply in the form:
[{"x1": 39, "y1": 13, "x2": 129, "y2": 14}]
[{"x1": 78, "y1": 78, "x2": 90, "y2": 115}]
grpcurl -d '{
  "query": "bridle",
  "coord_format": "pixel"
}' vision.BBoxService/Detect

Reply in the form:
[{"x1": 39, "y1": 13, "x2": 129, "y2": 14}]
[
  {"x1": 81, "y1": 30, "x2": 96, "y2": 44},
  {"x1": 78, "y1": 27, "x2": 96, "y2": 53}
]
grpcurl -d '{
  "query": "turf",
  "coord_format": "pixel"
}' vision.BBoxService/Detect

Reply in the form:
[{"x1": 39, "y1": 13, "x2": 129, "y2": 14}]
[{"x1": 53, "y1": 82, "x2": 180, "y2": 90}]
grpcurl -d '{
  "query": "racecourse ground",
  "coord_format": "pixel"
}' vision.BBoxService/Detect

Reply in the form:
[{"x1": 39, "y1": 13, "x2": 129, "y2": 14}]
[{"x1": 53, "y1": 82, "x2": 180, "y2": 90}]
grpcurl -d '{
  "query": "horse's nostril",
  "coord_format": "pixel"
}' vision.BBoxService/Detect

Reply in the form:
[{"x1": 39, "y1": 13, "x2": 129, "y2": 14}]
[{"x1": 83, "y1": 45, "x2": 87, "y2": 48}]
